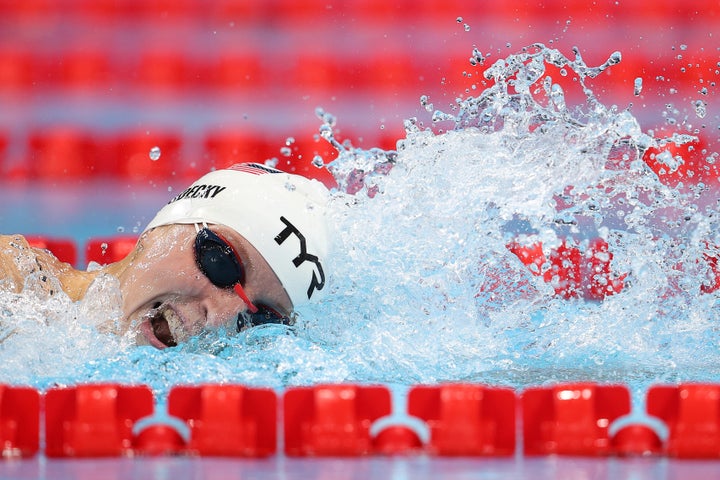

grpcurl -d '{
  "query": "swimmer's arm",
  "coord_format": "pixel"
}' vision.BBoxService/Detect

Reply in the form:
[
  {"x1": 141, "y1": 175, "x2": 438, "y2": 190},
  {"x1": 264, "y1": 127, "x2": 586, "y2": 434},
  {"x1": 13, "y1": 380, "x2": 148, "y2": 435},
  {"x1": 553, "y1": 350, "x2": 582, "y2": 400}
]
[{"x1": 0, "y1": 235, "x2": 30, "y2": 293}]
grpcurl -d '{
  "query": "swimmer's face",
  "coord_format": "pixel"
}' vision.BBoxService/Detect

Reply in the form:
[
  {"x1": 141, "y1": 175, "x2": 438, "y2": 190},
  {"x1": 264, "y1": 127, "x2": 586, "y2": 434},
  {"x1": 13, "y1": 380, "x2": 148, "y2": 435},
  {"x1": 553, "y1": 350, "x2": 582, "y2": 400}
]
[{"x1": 113, "y1": 224, "x2": 292, "y2": 349}]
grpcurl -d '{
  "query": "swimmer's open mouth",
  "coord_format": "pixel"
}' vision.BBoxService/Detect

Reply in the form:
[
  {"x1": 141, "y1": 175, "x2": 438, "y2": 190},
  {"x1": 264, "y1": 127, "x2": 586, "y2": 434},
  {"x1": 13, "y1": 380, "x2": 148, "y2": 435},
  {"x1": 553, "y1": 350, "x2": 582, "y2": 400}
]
[
  {"x1": 147, "y1": 302, "x2": 180, "y2": 348},
  {"x1": 150, "y1": 311, "x2": 176, "y2": 347}
]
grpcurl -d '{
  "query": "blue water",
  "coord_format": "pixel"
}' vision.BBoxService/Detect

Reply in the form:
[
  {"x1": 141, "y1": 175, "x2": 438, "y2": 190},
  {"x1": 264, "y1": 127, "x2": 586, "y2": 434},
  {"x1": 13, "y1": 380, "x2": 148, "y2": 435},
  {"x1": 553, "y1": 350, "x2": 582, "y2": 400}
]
[{"x1": 0, "y1": 44, "x2": 718, "y2": 414}]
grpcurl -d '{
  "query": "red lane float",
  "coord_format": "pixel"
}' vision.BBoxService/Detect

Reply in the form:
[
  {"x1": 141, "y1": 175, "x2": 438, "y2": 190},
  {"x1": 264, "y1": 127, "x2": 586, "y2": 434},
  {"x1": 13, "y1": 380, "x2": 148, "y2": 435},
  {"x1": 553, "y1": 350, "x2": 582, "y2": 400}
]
[
  {"x1": 407, "y1": 383, "x2": 515, "y2": 456},
  {"x1": 522, "y1": 382, "x2": 631, "y2": 456},
  {"x1": 647, "y1": 383, "x2": 720, "y2": 458},
  {"x1": 283, "y1": 384, "x2": 392, "y2": 456},
  {"x1": 372, "y1": 424, "x2": 423, "y2": 455},
  {"x1": 0, "y1": 385, "x2": 40, "y2": 458},
  {"x1": 167, "y1": 384, "x2": 277, "y2": 457},
  {"x1": 44, "y1": 383, "x2": 155, "y2": 457}
]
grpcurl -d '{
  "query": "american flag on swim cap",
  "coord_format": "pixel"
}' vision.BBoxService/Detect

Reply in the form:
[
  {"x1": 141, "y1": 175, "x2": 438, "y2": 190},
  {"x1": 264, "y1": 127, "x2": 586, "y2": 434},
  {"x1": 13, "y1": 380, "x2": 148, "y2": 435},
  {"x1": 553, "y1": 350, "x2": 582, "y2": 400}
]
[{"x1": 227, "y1": 162, "x2": 282, "y2": 175}]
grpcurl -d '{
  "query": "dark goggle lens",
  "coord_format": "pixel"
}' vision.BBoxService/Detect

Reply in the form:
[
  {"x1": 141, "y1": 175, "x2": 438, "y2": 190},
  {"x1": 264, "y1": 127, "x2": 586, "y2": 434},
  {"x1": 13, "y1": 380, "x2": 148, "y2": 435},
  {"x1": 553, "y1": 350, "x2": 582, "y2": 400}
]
[
  {"x1": 195, "y1": 229, "x2": 244, "y2": 289},
  {"x1": 237, "y1": 305, "x2": 292, "y2": 331}
]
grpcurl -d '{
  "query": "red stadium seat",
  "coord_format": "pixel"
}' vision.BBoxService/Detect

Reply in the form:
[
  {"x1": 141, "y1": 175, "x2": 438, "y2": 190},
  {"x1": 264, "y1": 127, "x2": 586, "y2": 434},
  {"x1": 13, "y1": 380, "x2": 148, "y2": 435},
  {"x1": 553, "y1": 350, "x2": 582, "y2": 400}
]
[
  {"x1": 283, "y1": 384, "x2": 392, "y2": 456},
  {"x1": 168, "y1": 384, "x2": 277, "y2": 457},
  {"x1": 0, "y1": 385, "x2": 40, "y2": 458},
  {"x1": 45, "y1": 383, "x2": 155, "y2": 457},
  {"x1": 289, "y1": 53, "x2": 344, "y2": 94},
  {"x1": 120, "y1": 0, "x2": 204, "y2": 21},
  {"x1": 362, "y1": 52, "x2": 422, "y2": 96},
  {"x1": 201, "y1": 130, "x2": 275, "y2": 172},
  {"x1": 109, "y1": 131, "x2": 183, "y2": 181},
  {"x1": 266, "y1": 0, "x2": 340, "y2": 23},
  {"x1": 26, "y1": 236, "x2": 78, "y2": 266},
  {"x1": 343, "y1": 0, "x2": 417, "y2": 23},
  {"x1": 0, "y1": 47, "x2": 36, "y2": 91},
  {"x1": 0, "y1": 0, "x2": 55, "y2": 21},
  {"x1": 0, "y1": 131, "x2": 7, "y2": 168},
  {"x1": 407, "y1": 383, "x2": 516, "y2": 456},
  {"x1": 135, "y1": 50, "x2": 191, "y2": 91},
  {"x1": 211, "y1": 50, "x2": 266, "y2": 91},
  {"x1": 85, "y1": 236, "x2": 138, "y2": 266},
  {"x1": 51, "y1": 49, "x2": 112, "y2": 89},
  {"x1": 271, "y1": 131, "x2": 338, "y2": 188},
  {"x1": 26, "y1": 127, "x2": 100, "y2": 180},
  {"x1": 522, "y1": 382, "x2": 631, "y2": 456},
  {"x1": 206, "y1": 0, "x2": 267, "y2": 23}
]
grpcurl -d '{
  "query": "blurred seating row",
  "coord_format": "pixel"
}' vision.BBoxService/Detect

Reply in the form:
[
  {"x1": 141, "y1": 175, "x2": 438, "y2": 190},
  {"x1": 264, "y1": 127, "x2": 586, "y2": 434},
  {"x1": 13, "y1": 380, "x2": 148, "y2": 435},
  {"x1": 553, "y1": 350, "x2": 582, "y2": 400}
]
[
  {"x1": 0, "y1": 124, "x2": 713, "y2": 187},
  {"x1": 2, "y1": 381, "x2": 720, "y2": 458},
  {"x1": 0, "y1": 45, "x2": 714, "y2": 100},
  {"x1": 0, "y1": 127, "x2": 390, "y2": 186},
  {"x1": 0, "y1": 0, "x2": 715, "y2": 23},
  {"x1": 0, "y1": 46, "x2": 480, "y2": 95}
]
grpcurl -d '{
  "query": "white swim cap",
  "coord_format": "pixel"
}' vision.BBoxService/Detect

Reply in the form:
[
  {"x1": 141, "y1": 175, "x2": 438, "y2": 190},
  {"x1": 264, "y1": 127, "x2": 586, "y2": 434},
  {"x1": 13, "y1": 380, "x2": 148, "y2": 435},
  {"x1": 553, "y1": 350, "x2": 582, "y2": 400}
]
[{"x1": 144, "y1": 163, "x2": 330, "y2": 308}]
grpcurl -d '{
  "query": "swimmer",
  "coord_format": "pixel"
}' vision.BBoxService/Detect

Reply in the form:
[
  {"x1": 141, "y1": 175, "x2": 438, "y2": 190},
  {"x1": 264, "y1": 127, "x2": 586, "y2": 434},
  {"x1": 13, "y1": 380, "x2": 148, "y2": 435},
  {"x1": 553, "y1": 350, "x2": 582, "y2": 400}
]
[{"x1": 0, "y1": 163, "x2": 330, "y2": 349}]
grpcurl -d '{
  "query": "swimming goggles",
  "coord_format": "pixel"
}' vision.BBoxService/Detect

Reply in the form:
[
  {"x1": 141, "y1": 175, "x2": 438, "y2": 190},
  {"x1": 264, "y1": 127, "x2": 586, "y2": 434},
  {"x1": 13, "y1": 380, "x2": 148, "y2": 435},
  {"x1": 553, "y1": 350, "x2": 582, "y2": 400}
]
[{"x1": 193, "y1": 225, "x2": 293, "y2": 331}]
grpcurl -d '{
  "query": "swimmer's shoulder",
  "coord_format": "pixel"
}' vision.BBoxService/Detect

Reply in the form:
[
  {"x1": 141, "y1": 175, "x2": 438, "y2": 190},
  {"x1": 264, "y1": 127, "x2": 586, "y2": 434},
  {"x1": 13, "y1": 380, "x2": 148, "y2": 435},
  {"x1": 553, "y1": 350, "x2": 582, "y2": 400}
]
[
  {"x1": 0, "y1": 234, "x2": 79, "y2": 296},
  {"x1": 0, "y1": 234, "x2": 34, "y2": 293}
]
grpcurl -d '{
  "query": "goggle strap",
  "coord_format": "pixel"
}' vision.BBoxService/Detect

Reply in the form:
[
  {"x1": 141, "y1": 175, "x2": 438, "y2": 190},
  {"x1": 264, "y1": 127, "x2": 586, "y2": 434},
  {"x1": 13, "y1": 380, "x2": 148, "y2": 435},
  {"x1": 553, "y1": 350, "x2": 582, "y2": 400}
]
[{"x1": 234, "y1": 283, "x2": 259, "y2": 313}]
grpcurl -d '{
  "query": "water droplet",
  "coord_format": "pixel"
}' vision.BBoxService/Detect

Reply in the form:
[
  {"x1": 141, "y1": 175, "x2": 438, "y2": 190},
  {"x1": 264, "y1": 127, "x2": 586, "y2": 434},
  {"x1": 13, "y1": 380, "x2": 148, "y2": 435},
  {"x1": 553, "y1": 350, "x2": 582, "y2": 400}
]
[
  {"x1": 149, "y1": 146, "x2": 161, "y2": 161},
  {"x1": 464, "y1": 24, "x2": 471, "y2": 32},
  {"x1": 285, "y1": 137, "x2": 295, "y2": 146},
  {"x1": 456, "y1": 16, "x2": 463, "y2": 23},
  {"x1": 312, "y1": 155, "x2": 324, "y2": 168},
  {"x1": 117, "y1": 226, "x2": 125, "y2": 233},
  {"x1": 100, "y1": 243, "x2": 108, "y2": 254},
  {"x1": 280, "y1": 146, "x2": 292, "y2": 157},
  {"x1": 633, "y1": 77, "x2": 643, "y2": 96},
  {"x1": 694, "y1": 99, "x2": 707, "y2": 118}
]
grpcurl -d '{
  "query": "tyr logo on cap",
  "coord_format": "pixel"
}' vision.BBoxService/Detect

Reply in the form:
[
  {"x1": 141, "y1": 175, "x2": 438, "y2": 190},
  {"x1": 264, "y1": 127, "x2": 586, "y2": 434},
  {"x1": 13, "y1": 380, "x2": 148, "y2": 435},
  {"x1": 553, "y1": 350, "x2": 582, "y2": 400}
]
[{"x1": 274, "y1": 216, "x2": 325, "y2": 299}]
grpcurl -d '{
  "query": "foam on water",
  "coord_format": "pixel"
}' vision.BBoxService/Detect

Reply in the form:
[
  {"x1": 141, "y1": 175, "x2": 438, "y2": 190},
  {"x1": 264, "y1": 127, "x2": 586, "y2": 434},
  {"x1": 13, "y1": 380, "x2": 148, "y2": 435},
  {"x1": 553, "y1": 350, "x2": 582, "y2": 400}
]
[{"x1": 0, "y1": 43, "x2": 718, "y2": 401}]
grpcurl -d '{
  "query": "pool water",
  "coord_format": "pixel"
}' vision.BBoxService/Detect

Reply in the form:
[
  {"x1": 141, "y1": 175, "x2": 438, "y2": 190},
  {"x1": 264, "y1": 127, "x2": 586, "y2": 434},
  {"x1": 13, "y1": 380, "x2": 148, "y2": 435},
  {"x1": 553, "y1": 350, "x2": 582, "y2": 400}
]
[
  {"x1": 0, "y1": 44, "x2": 718, "y2": 404},
  {"x1": 0, "y1": 45, "x2": 720, "y2": 478}
]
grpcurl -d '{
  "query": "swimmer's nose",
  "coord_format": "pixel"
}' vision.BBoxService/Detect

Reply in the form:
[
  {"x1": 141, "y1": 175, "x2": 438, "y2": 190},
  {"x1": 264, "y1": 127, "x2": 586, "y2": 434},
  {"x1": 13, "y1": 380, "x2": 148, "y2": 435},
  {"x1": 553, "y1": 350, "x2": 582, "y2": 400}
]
[{"x1": 203, "y1": 288, "x2": 254, "y2": 329}]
